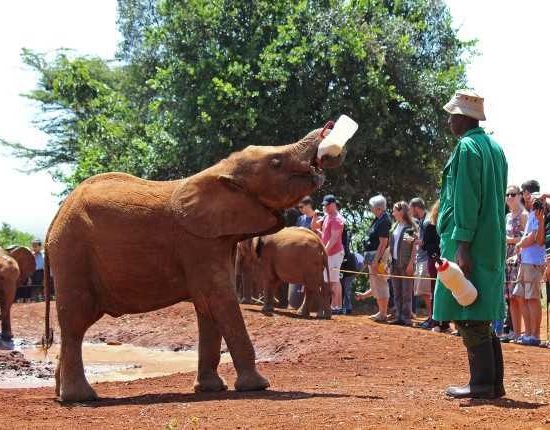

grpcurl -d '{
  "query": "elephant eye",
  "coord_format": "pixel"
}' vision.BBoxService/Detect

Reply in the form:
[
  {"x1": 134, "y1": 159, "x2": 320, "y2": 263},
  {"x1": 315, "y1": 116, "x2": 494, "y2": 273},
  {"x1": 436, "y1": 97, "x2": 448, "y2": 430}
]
[{"x1": 270, "y1": 158, "x2": 282, "y2": 169}]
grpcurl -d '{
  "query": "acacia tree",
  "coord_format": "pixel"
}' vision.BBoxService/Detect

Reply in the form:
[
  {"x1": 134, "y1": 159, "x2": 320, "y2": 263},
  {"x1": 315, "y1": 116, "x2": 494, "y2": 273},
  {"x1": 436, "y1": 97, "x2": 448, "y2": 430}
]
[{"x1": 2, "y1": 0, "x2": 472, "y2": 210}]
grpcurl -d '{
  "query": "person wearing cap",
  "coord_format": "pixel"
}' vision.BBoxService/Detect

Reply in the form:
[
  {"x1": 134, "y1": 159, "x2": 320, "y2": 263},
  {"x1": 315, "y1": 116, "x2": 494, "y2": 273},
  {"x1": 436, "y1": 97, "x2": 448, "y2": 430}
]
[
  {"x1": 434, "y1": 90, "x2": 508, "y2": 399},
  {"x1": 514, "y1": 180, "x2": 546, "y2": 346},
  {"x1": 316, "y1": 194, "x2": 346, "y2": 314}
]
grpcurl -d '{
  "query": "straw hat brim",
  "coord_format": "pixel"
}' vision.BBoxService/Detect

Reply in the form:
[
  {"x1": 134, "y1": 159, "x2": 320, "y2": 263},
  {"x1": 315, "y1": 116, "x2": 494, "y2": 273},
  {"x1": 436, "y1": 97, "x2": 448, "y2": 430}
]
[{"x1": 443, "y1": 101, "x2": 486, "y2": 121}]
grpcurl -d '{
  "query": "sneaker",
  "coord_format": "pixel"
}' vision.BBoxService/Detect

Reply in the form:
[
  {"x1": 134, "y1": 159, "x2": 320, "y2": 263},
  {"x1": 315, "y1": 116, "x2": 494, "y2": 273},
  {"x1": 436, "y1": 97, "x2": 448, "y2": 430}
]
[
  {"x1": 499, "y1": 332, "x2": 515, "y2": 343},
  {"x1": 515, "y1": 335, "x2": 528, "y2": 344},
  {"x1": 419, "y1": 318, "x2": 434, "y2": 330},
  {"x1": 372, "y1": 314, "x2": 387, "y2": 323},
  {"x1": 388, "y1": 319, "x2": 405, "y2": 326},
  {"x1": 529, "y1": 337, "x2": 541, "y2": 346},
  {"x1": 432, "y1": 326, "x2": 442, "y2": 333},
  {"x1": 519, "y1": 336, "x2": 537, "y2": 346},
  {"x1": 368, "y1": 312, "x2": 381, "y2": 320}
]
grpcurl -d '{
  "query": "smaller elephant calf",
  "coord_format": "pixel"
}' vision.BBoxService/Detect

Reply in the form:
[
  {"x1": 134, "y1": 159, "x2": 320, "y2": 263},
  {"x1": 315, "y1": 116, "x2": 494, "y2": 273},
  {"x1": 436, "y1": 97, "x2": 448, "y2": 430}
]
[
  {"x1": 0, "y1": 246, "x2": 35, "y2": 340},
  {"x1": 236, "y1": 227, "x2": 331, "y2": 319}
]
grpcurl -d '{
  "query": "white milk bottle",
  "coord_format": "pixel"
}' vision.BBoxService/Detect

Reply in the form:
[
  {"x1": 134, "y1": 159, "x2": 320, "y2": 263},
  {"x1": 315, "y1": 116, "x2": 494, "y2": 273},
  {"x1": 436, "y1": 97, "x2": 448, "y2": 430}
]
[
  {"x1": 317, "y1": 114, "x2": 359, "y2": 159},
  {"x1": 435, "y1": 257, "x2": 478, "y2": 307}
]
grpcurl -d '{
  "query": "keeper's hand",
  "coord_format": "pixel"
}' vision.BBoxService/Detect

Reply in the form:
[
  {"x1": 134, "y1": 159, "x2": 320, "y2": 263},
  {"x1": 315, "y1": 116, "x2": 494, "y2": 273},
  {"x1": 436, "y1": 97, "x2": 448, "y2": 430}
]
[{"x1": 456, "y1": 241, "x2": 472, "y2": 279}]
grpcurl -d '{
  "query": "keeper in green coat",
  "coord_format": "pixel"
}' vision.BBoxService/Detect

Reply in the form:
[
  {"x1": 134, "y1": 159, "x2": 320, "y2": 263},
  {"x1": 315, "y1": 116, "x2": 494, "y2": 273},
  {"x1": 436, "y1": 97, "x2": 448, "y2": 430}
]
[{"x1": 433, "y1": 90, "x2": 508, "y2": 399}]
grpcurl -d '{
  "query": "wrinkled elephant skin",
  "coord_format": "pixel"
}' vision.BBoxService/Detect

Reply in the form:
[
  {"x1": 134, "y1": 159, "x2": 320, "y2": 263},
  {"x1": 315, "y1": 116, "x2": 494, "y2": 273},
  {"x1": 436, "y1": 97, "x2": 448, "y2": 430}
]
[{"x1": 46, "y1": 128, "x2": 343, "y2": 402}]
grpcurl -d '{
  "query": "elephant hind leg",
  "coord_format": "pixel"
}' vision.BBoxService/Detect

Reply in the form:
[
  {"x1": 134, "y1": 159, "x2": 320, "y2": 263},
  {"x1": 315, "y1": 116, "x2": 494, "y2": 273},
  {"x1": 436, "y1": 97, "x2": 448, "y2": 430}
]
[
  {"x1": 56, "y1": 282, "x2": 102, "y2": 402},
  {"x1": 193, "y1": 308, "x2": 227, "y2": 392}
]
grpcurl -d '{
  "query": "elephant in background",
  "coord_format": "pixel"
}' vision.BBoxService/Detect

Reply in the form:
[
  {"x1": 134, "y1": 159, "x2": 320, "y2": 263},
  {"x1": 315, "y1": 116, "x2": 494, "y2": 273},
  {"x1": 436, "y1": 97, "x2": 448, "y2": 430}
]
[
  {"x1": 45, "y1": 125, "x2": 344, "y2": 402},
  {"x1": 0, "y1": 246, "x2": 35, "y2": 340},
  {"x1": 236, "y1": 227, "x2": 331, "y2": 319}
]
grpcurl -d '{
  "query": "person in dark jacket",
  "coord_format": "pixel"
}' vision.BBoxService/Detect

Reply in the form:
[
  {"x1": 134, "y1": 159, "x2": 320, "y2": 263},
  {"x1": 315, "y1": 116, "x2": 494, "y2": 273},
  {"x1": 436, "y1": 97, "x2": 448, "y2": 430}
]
[{"x1": 421, "y1": 200, "x2": 449, "y2": 332}]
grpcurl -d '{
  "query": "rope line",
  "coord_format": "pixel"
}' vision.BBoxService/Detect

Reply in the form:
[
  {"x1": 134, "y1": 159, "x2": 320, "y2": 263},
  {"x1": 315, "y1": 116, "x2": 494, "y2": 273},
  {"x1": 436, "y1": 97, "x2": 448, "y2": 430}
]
[{"x1": 334, "y1": 268, "x2": 549, "y2": 285}]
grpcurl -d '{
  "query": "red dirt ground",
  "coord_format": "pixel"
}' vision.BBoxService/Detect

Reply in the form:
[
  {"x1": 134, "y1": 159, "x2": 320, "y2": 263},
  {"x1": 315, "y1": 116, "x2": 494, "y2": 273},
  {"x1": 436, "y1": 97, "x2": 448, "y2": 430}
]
[{"x1": 1, "y1": 301, "x2": 549, "y2": 429}]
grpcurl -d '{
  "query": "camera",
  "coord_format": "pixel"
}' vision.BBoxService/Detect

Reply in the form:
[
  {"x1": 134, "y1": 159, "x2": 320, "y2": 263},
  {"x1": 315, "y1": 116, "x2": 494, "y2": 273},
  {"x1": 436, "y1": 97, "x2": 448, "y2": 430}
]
[
  {"x1": 533, "y1": 198, "x2": 544, "y2": 211},
  {"x1": 531, "y1": 192, "x2": 545, "y2": 211}
]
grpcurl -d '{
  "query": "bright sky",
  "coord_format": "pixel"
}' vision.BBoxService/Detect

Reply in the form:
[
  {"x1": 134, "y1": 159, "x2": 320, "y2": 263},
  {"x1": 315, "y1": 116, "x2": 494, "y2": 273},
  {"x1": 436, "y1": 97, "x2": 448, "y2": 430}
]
[{"x1": 0, "y1": 0, "x2": 548, "y2": 238}]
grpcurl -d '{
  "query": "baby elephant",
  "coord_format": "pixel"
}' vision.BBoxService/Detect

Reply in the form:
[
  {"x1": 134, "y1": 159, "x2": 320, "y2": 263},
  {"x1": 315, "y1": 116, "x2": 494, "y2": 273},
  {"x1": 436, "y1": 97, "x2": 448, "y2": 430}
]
[
  {"x1": 236, "y1": 227, "x2": 331, "y2": 319},
  {"x1": 0, "y1": 246, "x2": 35, "y2": 340}
]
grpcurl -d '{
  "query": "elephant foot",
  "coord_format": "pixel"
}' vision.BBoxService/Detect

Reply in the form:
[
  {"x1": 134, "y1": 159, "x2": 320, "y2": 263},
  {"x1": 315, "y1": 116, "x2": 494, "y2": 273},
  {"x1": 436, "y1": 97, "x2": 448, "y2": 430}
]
[
  {"x1": 193, "y1": 372, "x2": 228, "y2": 392},
  {"x1": 59, "y1": 380, "x2": 98, "y2": 403},
  {"x1": 235, "y1": 369, "x2": 270, "y2": 391}
]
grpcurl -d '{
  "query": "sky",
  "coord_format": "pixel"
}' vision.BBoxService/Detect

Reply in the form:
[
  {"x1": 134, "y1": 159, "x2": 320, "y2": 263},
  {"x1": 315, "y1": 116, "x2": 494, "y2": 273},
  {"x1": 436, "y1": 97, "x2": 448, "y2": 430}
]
[{"x1": 0, "y1": 0, "x2": 549, "y2": 238}]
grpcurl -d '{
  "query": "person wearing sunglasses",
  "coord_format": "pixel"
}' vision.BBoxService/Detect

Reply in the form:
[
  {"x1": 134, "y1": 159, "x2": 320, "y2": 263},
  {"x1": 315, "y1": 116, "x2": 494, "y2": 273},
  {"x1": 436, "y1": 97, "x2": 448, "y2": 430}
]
[
  {"x1": 513, "y1": 180, "x2": 547, "y2": 346},
  {"x1": 499, "y1": 185, "x2": 528, "y2": 343},
  {"x1": 434, "y1": 90, "x2": 507, "y2": 399}
]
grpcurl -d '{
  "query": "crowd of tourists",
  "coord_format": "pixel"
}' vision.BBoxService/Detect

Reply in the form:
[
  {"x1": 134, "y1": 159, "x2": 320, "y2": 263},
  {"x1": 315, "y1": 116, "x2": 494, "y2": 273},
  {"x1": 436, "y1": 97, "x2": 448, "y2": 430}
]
[{"x1": 285, "y1": 179, "x2": 550, "y2": 347}]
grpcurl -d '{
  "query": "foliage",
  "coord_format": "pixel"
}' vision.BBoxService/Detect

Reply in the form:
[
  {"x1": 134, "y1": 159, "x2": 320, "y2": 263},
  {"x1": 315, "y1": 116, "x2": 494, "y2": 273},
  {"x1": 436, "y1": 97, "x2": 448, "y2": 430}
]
[
  {"x1": 0, "y1": 223, "x2": 34, "y2": 249},
  {"x1": 2, "y1": 0, "x2": 473, "y2": 207}
]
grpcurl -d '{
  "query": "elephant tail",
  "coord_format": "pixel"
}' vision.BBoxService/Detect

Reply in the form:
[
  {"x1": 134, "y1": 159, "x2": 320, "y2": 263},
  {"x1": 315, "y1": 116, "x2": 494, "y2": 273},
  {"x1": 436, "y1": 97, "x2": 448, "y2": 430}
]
[{"x1": 41, "y1": 251, "x2": 54, "y2": 351}]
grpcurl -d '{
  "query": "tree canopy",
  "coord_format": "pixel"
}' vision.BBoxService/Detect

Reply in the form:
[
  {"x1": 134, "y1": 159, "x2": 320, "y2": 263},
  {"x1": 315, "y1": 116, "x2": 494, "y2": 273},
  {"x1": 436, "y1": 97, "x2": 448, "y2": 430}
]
[
  {"x1": 0, "y1": 223, "x2": 34, "y2": 249},
  {"x1": 2, "y1": 0, "x2": 472, "y2": 211}
]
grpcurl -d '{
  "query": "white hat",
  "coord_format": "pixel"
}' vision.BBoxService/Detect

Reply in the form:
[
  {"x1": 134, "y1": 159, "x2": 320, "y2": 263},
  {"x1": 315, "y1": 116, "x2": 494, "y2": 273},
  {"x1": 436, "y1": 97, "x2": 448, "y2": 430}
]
[{"x1": 443, "y1": 89, "x2": 486, "y2": 121}]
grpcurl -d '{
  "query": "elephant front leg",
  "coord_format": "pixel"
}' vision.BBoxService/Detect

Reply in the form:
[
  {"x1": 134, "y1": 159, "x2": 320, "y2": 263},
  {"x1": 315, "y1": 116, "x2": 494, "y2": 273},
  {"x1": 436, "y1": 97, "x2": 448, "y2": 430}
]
[
  {"x1": 0, "y1": 285, "x2": 16, "y2": 341},
  {"x1": 1, "y1": 308, "x2": 13, "y2": 341},
  {"x1": 212, "y1": 292, "x2": 269, "y2": 391},
  {"x1": 193, "y1": 309, "x2": 228, "y2": 392}
]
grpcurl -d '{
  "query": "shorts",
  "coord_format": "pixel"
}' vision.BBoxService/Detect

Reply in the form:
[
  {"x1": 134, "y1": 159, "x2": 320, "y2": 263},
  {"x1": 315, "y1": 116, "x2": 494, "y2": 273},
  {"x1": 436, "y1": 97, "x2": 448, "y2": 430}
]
[
  {"x1": 414, "y1": 260, "x2": 432, "y2": 297},
  {"x1": 513, "y1": 263, "x2": 545, "y2": 300},
  {"x1": 325, "y1": 251, "x2": 344, "y2": 282},
  {"x1": 363, "y1": 255, "x2": 389, "y2": 300}
]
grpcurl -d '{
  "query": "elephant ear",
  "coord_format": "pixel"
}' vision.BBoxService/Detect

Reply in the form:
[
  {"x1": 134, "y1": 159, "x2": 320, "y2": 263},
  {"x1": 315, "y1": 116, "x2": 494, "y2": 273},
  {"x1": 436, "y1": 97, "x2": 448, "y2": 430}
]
[
  {"x1": 9, "y1": 247, "x2": 36, "y2": 285},
  {"x1": 172, "y1": 175, "x2": 284, "y2": 239}
]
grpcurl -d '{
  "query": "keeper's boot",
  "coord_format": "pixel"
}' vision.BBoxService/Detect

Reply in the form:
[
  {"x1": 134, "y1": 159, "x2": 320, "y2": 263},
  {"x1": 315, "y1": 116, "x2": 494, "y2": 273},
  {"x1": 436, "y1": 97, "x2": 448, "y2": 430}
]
[
  {"x1": 492, "y1": 333, "x2": 506, "y2": 398},
  {"x1": 446, "y1": 340, "x2": 496, "y2": 399}
]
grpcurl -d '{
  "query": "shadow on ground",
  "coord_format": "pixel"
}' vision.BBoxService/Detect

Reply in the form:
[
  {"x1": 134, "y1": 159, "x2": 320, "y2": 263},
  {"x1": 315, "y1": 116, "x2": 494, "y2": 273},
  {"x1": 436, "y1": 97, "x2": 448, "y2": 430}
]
[
  {"x1": 459, "y1": 397, "x2": 547, "y2": 409},
  {"x1": 58, "y1": 390, "x2": 383, "y2": 408}
]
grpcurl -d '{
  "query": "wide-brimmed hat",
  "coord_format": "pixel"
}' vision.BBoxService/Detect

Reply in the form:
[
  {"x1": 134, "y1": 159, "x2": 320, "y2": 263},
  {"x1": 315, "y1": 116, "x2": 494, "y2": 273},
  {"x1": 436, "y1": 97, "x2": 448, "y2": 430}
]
[{"x1": 443, "y1": 89, "x2": 486, "y2": 121}]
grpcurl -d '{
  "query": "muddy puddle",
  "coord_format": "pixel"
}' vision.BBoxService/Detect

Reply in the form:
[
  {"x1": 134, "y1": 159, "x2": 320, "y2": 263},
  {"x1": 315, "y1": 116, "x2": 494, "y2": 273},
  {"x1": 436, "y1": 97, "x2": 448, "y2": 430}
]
[{"x1": 0, "y1": 340, "x2": 231, "y2": 389}]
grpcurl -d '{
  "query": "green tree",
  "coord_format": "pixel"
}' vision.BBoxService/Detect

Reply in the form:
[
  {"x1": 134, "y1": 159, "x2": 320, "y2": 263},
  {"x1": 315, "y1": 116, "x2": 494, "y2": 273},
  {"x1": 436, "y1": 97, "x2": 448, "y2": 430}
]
[
  {"x1": 2, "y1": 0, "x2": 473, "y2": 210},
  {"x1": 1, "y1": 50, "x2": 158, "y2": 193},
  {"x1": 0, "y1": 223, "x2": 34, "y2": 248}
]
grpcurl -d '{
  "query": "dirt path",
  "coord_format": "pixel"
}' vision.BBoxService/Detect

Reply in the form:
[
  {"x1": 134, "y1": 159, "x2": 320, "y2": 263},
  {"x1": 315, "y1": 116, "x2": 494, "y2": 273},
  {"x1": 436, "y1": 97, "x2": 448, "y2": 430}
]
[{"x1": 1, "y1": 302, "x2": 549, "y2": 429}]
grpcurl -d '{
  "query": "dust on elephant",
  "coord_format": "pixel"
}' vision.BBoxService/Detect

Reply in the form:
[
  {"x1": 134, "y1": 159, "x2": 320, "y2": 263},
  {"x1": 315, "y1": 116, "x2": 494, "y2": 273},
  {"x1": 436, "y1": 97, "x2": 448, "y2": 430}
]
[
  {"x1": 0, "y1": 247, "x2": 35, "y2": 340},
  {"x1": 236, "y1": 227, "x2": 331, "y2": 318},
  {"x1": 44, "y1": 127, "x2": 344, "y2": 402}
]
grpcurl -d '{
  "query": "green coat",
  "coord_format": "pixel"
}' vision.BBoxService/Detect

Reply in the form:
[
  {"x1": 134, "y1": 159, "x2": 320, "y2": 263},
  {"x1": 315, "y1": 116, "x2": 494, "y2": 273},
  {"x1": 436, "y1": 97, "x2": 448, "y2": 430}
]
[{"x1": 433, "y1": 127, "x2": 507, "y2": 321}]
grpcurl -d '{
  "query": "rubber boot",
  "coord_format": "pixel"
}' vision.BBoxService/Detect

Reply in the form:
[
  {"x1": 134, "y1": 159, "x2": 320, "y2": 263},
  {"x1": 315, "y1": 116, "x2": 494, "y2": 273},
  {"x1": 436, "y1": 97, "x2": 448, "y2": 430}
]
[
  {"x1": 446, "y1": 340, "x2": 496, "y2": 399},
  {"x1": 492, "y1": 333, "x2": 506, "y2": 398}
]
